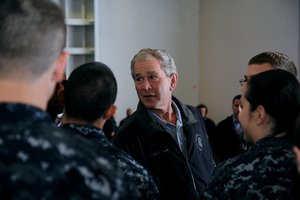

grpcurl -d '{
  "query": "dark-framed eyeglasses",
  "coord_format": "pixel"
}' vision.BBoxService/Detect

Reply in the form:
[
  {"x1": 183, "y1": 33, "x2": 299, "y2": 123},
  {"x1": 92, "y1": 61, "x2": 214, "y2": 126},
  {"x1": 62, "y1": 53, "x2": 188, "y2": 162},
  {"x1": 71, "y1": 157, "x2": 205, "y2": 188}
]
[{"x1": 239, "y1": 75, "x2": 248, "y2": 86}]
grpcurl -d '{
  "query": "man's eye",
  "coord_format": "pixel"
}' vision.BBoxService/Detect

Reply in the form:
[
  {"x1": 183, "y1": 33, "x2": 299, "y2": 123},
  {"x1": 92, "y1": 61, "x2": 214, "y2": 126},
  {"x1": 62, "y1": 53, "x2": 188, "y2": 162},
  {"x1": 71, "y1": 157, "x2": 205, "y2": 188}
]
[
  {"x1": 150, "y1": 75, "x2": 158, "y2": 80},
  {"x1": 135, "y1": 77, "x2": 142, "y2": 82}
]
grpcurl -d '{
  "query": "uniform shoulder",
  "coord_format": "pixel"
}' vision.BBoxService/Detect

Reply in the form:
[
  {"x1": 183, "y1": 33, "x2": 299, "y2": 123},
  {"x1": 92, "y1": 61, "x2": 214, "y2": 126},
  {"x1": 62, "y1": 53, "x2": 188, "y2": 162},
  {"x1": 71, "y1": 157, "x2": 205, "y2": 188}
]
[{"x1": 0, "y1": 122, "x2": 139, "y2": 199}]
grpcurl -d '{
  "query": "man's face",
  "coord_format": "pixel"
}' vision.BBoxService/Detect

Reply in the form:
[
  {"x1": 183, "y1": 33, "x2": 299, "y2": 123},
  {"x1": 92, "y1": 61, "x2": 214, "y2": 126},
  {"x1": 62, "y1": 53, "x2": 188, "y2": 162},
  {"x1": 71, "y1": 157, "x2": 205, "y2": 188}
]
[
  {"x1": 238, "y1": 89, "x2": 255, "y2": 142},
  {"x1": 232, "y1": 98, "x2": 241, "y2": 118},
  {"x1": 133, "y1": 58, "x2": 176, "y2": 111},
  {"x1": 240, "y1": 63, "x2": 273, "y2": 91},
  {"x1": 199, "y1": 108, "x2": 207, "y2": 118}
]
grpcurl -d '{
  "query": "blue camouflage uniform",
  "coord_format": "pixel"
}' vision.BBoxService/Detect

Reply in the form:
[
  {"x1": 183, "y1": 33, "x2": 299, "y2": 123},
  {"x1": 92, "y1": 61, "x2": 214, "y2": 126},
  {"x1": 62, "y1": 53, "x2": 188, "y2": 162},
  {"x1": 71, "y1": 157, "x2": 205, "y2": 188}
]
[
  {"x1": 202, "y1": 137, "x2": 298, "y2": 199},
  {"x1": 0, "y1": 103, "x2": 137, "y2": 199},
  {"x1": 60, "y1": 123, "x2": 160, "y2": 200}
]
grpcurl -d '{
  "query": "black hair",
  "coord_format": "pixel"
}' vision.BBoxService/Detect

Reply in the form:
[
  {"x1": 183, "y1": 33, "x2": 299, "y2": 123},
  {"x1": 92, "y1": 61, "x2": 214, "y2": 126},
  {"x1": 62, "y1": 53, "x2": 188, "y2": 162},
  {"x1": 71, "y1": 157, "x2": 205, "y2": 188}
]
[
  {"x1": 64, "y1": 62, "x2": 117, "y2": 122},
  {"x1": 246, "y1": 69, "x2": 300, "y2": 137}
]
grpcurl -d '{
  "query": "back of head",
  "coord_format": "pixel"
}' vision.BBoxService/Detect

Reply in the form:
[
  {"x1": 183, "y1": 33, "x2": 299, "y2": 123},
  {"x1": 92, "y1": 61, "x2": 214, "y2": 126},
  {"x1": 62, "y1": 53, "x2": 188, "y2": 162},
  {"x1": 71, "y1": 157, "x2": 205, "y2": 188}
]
[
  {"x1": 246, "y1": 69, "x2": 300, "y2": 137},
  {"x1": 64, "y1": 62, "x2": 117, "y2": 122},
  {"x1": 130, "y1": 48, "x2": 177, "y2": 78},
  {"x1": 248, "y1": 52, "x2": 297, "y2": 77},
  {"x1": 0, "y1": 0, "x2": 65, "y2": 81}
]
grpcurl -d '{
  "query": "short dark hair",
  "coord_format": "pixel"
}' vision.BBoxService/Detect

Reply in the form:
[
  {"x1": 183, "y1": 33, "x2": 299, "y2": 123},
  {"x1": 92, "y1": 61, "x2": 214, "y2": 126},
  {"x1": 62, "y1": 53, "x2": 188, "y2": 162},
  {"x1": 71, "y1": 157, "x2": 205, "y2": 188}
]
[
  {"x1": 0, "y1": 0, "x2": 66, "y2": 80},
  {"x1": 246, "y1": 69, "x2": 300, "y2": 137},
  {"x1": 197, "y1": 104, "x2": 208, "y2": 114},
  {"x1": 248, "y1": 52, "x2": 297, "y2": 76},
  {"x1": 232, "y1": 94, "x2": 241, "y2": 104},
  {"x1": 64, "y1": 62, "x2": 117, "y2": 122}
]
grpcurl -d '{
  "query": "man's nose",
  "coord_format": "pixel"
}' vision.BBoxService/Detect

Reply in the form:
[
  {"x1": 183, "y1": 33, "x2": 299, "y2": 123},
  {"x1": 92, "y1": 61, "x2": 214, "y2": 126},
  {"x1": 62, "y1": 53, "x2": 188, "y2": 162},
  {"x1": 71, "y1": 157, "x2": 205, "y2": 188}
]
[{"x1": 142, "y1": 78, "x2": 152, "y2": 90}]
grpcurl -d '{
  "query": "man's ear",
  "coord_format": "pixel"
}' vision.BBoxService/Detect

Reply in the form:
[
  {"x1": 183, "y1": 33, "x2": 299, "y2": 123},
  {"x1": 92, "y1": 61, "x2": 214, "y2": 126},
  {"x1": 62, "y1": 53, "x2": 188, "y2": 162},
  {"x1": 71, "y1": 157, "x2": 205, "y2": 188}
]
[
  {"x1": 57, "y1": 83, "x2": 65, "y2": 107},
  {"x1": 170, "y1": 73, "x2": 178, "y2": 91},
  {"x1": 103, "y1": 105, "x2": 117, "y2": 120},
  {"x1": 53, "y1": 51, "x2": 68, "y2": 82},
  {"x1": 254, "y1": 105, "x2": 266, "y2": 125}
]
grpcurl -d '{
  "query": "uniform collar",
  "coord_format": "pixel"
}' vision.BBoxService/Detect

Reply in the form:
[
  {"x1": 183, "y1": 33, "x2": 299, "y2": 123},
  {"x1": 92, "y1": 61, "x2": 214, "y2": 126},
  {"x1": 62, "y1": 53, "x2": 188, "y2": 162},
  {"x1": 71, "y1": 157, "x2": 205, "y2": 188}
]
[
  {"x1": 0, "y1": 102, "x2": 51, "y2": 124},
  {"x1": 135, "y1": 96, "x2": 198, "y2": 135}
]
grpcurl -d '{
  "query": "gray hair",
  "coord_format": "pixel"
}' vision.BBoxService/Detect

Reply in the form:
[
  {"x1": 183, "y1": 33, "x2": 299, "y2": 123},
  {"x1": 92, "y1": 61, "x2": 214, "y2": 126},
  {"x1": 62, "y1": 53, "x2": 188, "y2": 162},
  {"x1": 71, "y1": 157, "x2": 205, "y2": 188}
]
[
  {"x1": 0, "y1": 0, "x2": 66, "y2": 80},
  {"x1": 130, "y1": 48, "x2": 177, "y2": 79},
  {"x1": 248, "y1": 51, "x2": 297, "y2": 77}
]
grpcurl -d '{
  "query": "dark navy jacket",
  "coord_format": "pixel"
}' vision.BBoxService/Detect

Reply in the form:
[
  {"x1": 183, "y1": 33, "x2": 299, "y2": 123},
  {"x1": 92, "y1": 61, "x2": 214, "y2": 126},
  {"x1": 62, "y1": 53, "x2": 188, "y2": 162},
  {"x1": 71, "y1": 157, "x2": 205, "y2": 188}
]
[{"x1": 114, "y1": 97, "x2": 215, "y2": 200}]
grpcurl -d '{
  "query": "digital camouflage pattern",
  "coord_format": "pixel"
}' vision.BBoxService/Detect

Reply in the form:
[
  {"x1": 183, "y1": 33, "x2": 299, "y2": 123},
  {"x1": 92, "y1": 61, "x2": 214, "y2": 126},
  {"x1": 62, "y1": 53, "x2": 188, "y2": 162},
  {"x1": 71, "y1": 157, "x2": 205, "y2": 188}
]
[
  {"x1": 60, "y1": 123, "x2": 160, "y2": 200},
  {"x1": 203, "y1": 137, "x2": 298, "y2": 199},
  {"x1": 0, "y1": 103, "x2": 137, "y2": 199}
]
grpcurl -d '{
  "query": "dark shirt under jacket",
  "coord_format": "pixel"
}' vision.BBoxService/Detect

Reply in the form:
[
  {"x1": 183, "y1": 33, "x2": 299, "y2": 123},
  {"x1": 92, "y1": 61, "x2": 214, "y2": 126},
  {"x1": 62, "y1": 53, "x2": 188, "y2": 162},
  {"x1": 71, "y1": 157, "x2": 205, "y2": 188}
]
[
  {"x1": 213, "y1": 115, "x2": 243, "y2": 162},
  {"x1": 203, "y1": 137, "x2": 298, "y2": 199},
  {"x1": 61, "y1": 123, "x2": 160, "y2": 200},
  {"x1": 119, "y1": 116, "x2": 130, "y2": 127},
  {"x1": 0, "y1": 103, "x2": 136, "y2": 200},
  {"x1": 203, "y1": 117, "x2": 216, "y2": 139},
  {"x1": 114, "y1": 96, "x2": 215, "y2": 200}
]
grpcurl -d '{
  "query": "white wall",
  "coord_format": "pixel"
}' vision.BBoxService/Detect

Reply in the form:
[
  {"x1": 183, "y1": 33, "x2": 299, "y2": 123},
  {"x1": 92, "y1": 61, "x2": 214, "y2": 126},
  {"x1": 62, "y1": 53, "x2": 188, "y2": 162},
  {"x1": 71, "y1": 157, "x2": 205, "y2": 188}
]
[
  {"x1": 96, "y1": 0, "x2": 299, "y2": 124},
  {"x1": 199, "y1": 0, "x2": 299, "y2": 123},
  {"x1": 96, "y1": 0, "x2": 201, "y2": 124}
]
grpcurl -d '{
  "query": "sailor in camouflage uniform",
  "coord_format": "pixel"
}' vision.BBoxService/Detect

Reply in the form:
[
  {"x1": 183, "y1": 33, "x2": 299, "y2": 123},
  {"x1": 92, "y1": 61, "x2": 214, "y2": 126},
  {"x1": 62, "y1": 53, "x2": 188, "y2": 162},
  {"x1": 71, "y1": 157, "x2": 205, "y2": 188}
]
[
  {"x1": 0, "y1": 0, "x2": 137, "y2": 199},
  {"x1": 203, "y1": 70, "x2": 300, "y2": 199},
  {"x1": 0, "y1": 103, "x2": 136, "y2": 199},
  {"x1": 60, "y1": 62, "x2": 160, "y2": 199}
]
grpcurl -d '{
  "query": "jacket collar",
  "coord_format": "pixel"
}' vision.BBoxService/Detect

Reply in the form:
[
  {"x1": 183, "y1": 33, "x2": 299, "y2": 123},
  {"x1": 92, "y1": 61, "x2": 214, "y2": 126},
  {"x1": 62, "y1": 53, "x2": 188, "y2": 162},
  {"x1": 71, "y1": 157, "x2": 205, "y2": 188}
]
[
  {"x1": 135, "y1": 96, "x2": 198, "y2": 136},
  {"x1": 61, "y1": 123, "x2": 106, "y2": 139}
]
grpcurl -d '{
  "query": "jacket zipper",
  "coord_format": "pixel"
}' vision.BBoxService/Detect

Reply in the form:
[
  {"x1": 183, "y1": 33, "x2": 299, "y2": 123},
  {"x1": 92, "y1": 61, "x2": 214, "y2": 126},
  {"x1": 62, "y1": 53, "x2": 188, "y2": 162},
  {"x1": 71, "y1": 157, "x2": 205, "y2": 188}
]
[{"x1": 185, "y1": 153, "x2": 199, "y2": 199}]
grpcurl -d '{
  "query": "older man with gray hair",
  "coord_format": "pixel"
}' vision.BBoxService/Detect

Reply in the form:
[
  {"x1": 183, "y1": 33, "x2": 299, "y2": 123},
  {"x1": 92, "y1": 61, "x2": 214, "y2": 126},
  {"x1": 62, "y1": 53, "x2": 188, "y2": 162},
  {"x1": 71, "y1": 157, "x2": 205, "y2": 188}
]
[{"x1": 114, "y1": 48, "x2": 215, "y2": 200}]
